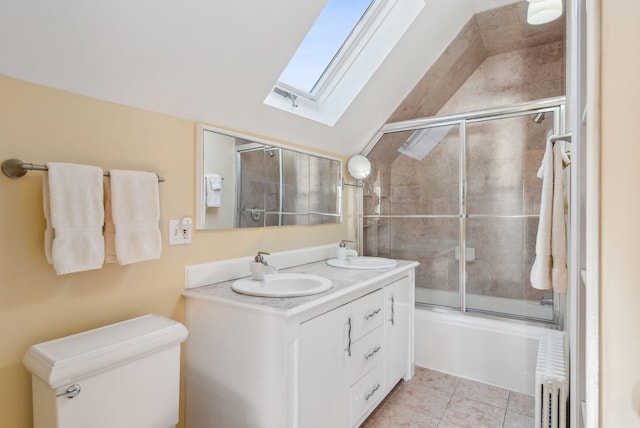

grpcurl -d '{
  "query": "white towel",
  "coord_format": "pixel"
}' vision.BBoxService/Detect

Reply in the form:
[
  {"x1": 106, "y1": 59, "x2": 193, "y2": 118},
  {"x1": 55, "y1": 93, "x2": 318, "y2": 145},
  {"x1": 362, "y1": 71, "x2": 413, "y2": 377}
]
[
  {"x1": 108, "y1": 169, "x2": 162, "y2": 265},
  {"x1": 103, "y1": 177, "x2": 117, "y2": 263},
  {"x1": 551, "y1": 143, "x2": 568, "y2": 292},
  {"x1": 205, "y1": 174, "x2": 223, "y2": 208},
  {"x1": 530, "y1": 140, "x2": 568, "y2": 292},
  {"x1": 43, "y1": 162, "x2": 105, "y2": 275}
]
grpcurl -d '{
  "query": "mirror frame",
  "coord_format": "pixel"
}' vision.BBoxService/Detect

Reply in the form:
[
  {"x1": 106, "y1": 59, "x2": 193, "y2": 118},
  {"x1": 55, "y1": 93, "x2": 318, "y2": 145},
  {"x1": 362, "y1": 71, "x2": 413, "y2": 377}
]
[{"x1": 195, "y1": 123, "x2": 343, "y2": 230}]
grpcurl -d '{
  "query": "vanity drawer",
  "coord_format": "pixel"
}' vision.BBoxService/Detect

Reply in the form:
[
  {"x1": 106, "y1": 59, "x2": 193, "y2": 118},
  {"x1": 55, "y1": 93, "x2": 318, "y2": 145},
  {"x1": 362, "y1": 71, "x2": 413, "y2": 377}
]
[
  {"x1": 350, "y1": 326, "x2": 384, "y2": 385},
  {"x1": 350, "y1": 289, "x2": 384, "y2": 340},
  {"x1": 350, "y1": 362, "x2": 384, "y2": 426}
]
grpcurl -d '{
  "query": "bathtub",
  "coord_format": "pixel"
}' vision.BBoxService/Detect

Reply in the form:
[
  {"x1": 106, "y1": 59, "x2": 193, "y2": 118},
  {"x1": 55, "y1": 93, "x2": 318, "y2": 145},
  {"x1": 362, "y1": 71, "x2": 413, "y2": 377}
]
[{"x1": 413, "y1": 294, "x2": 554, "y2": 394}]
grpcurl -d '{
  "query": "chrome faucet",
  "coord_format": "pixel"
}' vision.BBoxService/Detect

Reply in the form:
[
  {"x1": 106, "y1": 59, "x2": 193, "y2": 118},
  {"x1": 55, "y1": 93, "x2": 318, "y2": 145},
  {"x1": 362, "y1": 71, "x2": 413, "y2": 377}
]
[
  {"x1": 255, "y1": 251, "x2": 271, "y2": 265},
  {"x1": 339, "y1": 240, "x2": 352, "y2": 248}
]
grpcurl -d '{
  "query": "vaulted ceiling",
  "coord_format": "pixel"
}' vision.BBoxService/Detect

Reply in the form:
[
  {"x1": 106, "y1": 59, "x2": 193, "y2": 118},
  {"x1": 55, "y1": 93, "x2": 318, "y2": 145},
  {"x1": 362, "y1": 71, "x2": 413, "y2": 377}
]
[{"x1": 0, "y1": 0, "x2": 562, "y2": 155}]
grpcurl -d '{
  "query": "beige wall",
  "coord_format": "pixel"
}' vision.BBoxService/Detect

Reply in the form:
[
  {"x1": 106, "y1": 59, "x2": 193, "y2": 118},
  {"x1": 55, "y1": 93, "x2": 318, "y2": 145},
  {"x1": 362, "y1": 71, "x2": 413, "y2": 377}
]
[
  {"x1": 0, "y1": 75, "x2": 349, "y2": 427},
  {"x1": 600, "y1": 2, "x2": 640, "y2": 426}
]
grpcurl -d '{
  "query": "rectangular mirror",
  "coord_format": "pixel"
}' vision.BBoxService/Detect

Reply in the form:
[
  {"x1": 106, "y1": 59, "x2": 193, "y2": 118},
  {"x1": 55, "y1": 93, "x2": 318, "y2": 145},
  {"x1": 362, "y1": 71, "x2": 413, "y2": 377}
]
[{"x1": 196, "y1": 124, "x2": 342, "y2": 230}]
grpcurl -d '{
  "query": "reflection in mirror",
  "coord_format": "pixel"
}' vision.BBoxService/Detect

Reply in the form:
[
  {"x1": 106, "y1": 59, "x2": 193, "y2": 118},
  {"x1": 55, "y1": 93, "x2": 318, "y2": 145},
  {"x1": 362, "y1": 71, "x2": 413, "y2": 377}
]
[{"x1": 196, "y1": 125, "x2": 342, "y2": 230}]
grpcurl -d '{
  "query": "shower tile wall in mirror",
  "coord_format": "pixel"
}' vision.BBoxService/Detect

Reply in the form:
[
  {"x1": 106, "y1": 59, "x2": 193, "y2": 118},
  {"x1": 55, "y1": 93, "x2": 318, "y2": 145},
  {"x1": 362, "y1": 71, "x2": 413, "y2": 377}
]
[{"x1": 196, "y1": 124, "x2": 343, "y2": 229}]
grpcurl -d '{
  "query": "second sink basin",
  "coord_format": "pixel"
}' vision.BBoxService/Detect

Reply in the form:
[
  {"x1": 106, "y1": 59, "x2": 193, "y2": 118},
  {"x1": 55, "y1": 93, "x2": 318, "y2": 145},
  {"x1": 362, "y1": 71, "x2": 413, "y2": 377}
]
[
  {"x1": 231, "y1": 273, "x2": 332, "y2": 298},
  {"x1": 326, "y1": 256, "x2": 398, "y2": 270}
]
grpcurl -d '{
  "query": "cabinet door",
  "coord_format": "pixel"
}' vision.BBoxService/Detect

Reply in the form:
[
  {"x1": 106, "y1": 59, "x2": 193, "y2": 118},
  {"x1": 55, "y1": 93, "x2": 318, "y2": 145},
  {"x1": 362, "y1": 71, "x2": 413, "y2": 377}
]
[
  {"x1": 384, "y1": 275, "x2": 413, "y2": 388},
  {"x1": 299, "y1": 304, "x2": 351, "y2": 428}
]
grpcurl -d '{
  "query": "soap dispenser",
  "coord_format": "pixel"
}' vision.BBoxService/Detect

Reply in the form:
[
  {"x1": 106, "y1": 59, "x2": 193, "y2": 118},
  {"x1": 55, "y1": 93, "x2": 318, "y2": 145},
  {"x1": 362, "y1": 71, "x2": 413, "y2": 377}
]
[
  {"x1": 250, "y1": 251, "x2": 277, "y2": 280},
  {"x1": 337, "y1": 240, "x2": 358, "y2": 261}
]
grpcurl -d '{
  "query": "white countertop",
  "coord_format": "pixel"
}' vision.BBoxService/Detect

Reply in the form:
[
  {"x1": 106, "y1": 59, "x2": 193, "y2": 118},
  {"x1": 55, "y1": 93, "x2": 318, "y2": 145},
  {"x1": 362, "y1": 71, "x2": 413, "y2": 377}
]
[{"x1": 183, "y1": 259, "x2": 418, "y2": 318}]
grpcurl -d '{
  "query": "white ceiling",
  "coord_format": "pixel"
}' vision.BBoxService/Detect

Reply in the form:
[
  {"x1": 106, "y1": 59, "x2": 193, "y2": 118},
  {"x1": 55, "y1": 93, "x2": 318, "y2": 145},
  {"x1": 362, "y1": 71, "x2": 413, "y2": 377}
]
[{"x1": 0, "y1": 0, "x2": 517, "y2": 155}]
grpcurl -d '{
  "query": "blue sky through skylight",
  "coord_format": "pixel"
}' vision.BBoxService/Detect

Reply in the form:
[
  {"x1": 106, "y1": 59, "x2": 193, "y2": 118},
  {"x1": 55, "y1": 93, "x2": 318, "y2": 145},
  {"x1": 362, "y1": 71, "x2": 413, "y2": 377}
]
[{"x1": 278, "y1": 0, "x2": 374, "y2": 93}]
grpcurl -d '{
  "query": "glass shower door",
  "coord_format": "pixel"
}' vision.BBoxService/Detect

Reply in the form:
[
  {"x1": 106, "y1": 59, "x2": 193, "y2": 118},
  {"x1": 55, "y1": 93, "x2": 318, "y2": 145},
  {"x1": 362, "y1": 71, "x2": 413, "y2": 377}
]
[
  {"x1": 363, "y1": 124, "x2": 461, "y2": 309},
  {"x1": 361, "y1": 100, "x2": 564, "y2": 324},
  {"x1": 464, "y1": 112, "x2": 555, "y2": 321}
]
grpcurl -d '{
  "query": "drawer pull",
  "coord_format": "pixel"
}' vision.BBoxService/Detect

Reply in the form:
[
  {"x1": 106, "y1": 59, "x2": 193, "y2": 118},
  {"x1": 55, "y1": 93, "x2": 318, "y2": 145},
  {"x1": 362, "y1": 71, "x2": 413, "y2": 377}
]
[
  {"x1": 364, "y1": 308, "x2": 381, "y2": 320},
  {"x1": 345, "y1": 317, "x2": 352, "y2": 357},
  {"x1": 390, "y1": 295, "x2": 395, "y2": 326},
  {"x1": 364, "y1": 383, "x2": 381, "y2": 401},
  {"x1": 364, "y1": 346, "x2": 382, "y2": 360}
]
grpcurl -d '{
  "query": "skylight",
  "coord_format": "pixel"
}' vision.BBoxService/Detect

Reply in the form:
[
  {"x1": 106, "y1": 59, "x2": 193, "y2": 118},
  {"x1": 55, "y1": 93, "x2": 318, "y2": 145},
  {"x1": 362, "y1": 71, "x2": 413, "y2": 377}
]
[
  {"x1": 265, "y1": 0, "x2": 425, "y2": 126},
  {"x1": 278, "y1": 0, "x2": 374, "y2": 95}
]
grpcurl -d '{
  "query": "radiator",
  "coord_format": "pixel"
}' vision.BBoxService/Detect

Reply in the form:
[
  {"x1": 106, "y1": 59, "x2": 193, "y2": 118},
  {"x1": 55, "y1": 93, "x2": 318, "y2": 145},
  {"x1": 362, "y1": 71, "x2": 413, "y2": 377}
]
[{"x1": 535, "y1": 330, "x2": 567, "y2": 428}]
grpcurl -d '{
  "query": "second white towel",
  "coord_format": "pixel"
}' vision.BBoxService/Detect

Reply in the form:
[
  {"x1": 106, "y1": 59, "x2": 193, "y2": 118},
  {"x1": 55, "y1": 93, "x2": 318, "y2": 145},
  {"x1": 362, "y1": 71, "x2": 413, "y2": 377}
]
[{"x1": 107, "y1": 170, "x2": 162, "y2": 265}]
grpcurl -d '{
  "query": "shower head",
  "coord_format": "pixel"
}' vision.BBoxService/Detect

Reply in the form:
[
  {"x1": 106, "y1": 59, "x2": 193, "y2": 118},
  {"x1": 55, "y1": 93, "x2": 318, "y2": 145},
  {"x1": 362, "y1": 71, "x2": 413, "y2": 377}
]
[
  {"x1": 266, "y1": 149, "x2": 276, "y2": 158},
  {"x1": 532, "y1": 112, "x2": 546, "y2": 124}
]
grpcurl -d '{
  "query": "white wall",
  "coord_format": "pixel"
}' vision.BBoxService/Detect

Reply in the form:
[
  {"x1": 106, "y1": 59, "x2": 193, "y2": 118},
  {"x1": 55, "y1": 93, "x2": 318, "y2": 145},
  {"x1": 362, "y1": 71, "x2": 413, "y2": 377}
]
[{"x1": 600, "y1": 1, "x2": 640, "y2": 426}]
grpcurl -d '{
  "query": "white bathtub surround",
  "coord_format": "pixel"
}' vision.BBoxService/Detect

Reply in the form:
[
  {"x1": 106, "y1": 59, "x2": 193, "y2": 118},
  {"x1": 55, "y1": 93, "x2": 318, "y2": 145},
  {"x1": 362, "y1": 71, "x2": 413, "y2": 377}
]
[
  {"x1": 414, "y1": 307, "x2": 553, "y2": 395},
  {"x1": 183, "y1": 251, "x2": 418, "y2": 428}
]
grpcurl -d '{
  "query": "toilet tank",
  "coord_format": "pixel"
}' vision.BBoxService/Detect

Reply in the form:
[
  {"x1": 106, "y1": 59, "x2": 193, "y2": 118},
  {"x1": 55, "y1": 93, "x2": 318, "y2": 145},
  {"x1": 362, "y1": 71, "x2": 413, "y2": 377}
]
[{"x1": 23, "y1": 314, "x2": 188, "y2": 428}]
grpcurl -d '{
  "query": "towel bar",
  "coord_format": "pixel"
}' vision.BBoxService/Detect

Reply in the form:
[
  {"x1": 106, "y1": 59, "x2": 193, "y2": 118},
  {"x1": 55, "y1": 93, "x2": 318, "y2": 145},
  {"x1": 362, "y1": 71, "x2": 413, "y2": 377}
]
[
  {"x1": 550, "y1": 133, "x2": 572, "y2": 143},
  {"x1": 1, "y1": 159, "x2": 166, "y2": 182}
]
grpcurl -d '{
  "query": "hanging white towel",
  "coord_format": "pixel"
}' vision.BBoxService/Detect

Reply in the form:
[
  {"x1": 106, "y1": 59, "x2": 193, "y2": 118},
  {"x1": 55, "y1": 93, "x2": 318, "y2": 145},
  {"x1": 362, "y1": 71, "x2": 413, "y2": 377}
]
[
  {"x1": 550, "y1": 143, "x2": 568, "y2": 292},
  {"x1": 205, "y1": 174, "x2": 223, "y2": 208},
  {"x1": 43, "y1": 162, "x2": 105, "y2": 275},
  {"x1": 530, "y1": 139, "x2": 568, "y2": 292},
  {"x1": 109, "y1": 169, "x2": 162, "y2": 265},
  {"x1": 103, "y1": 177, "x2": 117, "y2": 263}
]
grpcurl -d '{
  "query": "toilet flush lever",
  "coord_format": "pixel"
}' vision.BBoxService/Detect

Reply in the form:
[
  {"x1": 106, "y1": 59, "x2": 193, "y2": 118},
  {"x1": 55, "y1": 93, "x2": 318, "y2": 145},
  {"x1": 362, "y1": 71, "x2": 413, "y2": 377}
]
[{"x1": 57, "y1": 384, "x2": 81, "y2": 399}]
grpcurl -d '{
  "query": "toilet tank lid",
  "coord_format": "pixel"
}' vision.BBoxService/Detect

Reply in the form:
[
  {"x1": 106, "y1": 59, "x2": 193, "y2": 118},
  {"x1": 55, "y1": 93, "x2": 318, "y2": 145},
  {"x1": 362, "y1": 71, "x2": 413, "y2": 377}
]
[{"x1": 23, "y1": 314, "x2": 188, "y2": 389}]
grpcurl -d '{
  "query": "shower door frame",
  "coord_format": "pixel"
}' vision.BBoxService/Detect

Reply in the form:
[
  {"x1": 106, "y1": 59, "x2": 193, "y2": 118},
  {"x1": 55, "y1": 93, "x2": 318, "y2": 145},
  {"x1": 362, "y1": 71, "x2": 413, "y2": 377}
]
[{"x1": 361, "y1": 96, "x2": 567, "y2": 325}]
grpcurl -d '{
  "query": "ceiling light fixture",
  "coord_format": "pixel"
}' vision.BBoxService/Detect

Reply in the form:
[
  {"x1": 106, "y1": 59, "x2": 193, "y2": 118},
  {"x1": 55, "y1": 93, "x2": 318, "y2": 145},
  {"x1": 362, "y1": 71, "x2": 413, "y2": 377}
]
[{"x1": 526, "y1": 0, "x2": 563, "y2": 25}]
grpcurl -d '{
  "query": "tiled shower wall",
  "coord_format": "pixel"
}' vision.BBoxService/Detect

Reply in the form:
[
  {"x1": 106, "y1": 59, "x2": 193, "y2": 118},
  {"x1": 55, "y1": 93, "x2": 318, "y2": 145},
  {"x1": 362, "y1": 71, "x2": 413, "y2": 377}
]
[{"x1": 364, "y1": 40, "x2": 564, "y2": 303}]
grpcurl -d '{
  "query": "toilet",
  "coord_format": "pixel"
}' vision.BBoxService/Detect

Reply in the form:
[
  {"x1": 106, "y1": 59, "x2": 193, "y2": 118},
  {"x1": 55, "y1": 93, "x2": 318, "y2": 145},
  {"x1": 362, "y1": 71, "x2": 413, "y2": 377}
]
[{"x1": 23, "y1": 314, "x2": 188, "y2": 428}]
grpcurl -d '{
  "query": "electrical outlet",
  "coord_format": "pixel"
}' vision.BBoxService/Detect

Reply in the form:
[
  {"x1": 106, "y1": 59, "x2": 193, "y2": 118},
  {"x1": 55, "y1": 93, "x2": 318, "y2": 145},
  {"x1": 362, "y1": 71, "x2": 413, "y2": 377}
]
[{"x1": 168, "y1": 218, "x2": 192, "y2": 245}]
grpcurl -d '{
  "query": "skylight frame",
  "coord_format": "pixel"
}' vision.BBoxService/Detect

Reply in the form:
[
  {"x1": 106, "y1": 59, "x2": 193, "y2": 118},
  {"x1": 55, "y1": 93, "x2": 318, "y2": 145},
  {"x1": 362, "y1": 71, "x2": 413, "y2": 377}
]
[
  {"x1": 265, "y1": 0, "x2": 426, "y2": 126},
  {"x1": 275, "y1": 0, "x2": 394, "y2": 104}
]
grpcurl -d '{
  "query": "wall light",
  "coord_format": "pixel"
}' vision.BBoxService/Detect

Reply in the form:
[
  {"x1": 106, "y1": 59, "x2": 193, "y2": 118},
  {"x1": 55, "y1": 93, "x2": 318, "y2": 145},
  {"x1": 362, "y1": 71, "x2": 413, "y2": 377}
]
[
  {"x1": 527, "y1": 0, "x2": 563, "y2": 25},
  {"x1": 347, "y1": 155, "x2": 371, "y2": 180}
]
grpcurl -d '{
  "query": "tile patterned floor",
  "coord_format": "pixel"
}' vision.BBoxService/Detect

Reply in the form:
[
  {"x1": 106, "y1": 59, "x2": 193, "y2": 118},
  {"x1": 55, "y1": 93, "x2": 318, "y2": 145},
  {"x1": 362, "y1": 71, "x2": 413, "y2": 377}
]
[{"x1": 362, "y1": 367, "x2": 535, "y2": 428}]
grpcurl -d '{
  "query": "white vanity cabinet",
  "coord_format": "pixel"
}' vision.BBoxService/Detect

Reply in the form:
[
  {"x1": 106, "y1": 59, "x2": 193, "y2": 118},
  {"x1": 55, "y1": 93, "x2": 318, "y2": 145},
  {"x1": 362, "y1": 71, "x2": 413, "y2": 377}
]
[
  {"x1": 384, "y1": 275, "x2": 414, "y2": 389},
  {"x1": 300, "y1": 289, "x2": 387, "y2": 428},
  {"x1": 184, "y1": 264, "x2": 415, "y2": 428}
]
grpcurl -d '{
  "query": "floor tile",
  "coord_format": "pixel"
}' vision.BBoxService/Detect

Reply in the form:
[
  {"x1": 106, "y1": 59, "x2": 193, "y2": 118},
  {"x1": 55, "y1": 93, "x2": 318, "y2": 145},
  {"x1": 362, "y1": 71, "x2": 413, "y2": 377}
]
[
  {"x1": 436, "y1": 421, "x2": 467, "y2": 428},
  {"x1": 503, "y1": 410, "x2": 535, "y2": 428},
  {"x1": 412, "y1": 367, "x2": 460, "y2": 394},
  {"x1": 507, "y1": 391, "x2": 535, "y2": 417},
  {"x1": 388, "y1": 380, "x2": 453, "y2": 419},
  {"x1": 440, "y1": 396, "x2": 506, "y2": 428},
  {"x1": 363, "y1": 400, "x2": 440, "y2": 428},
  {"x1": 364, "y1": 369, "x2": 535, "y2": 428},
  {"x1": 454, "y1": 378, "x2": 510, "y2": 409}
]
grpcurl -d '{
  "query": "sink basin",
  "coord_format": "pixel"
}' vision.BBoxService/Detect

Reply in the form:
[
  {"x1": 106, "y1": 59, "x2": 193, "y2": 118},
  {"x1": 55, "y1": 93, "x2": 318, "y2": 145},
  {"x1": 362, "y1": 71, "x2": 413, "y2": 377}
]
[
  {"x1": 231, "y1": 273, "x2": 332, "y2": 297},
  {"x1": 326, "y1": 256, "x2": 398, "y2": 270}
]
